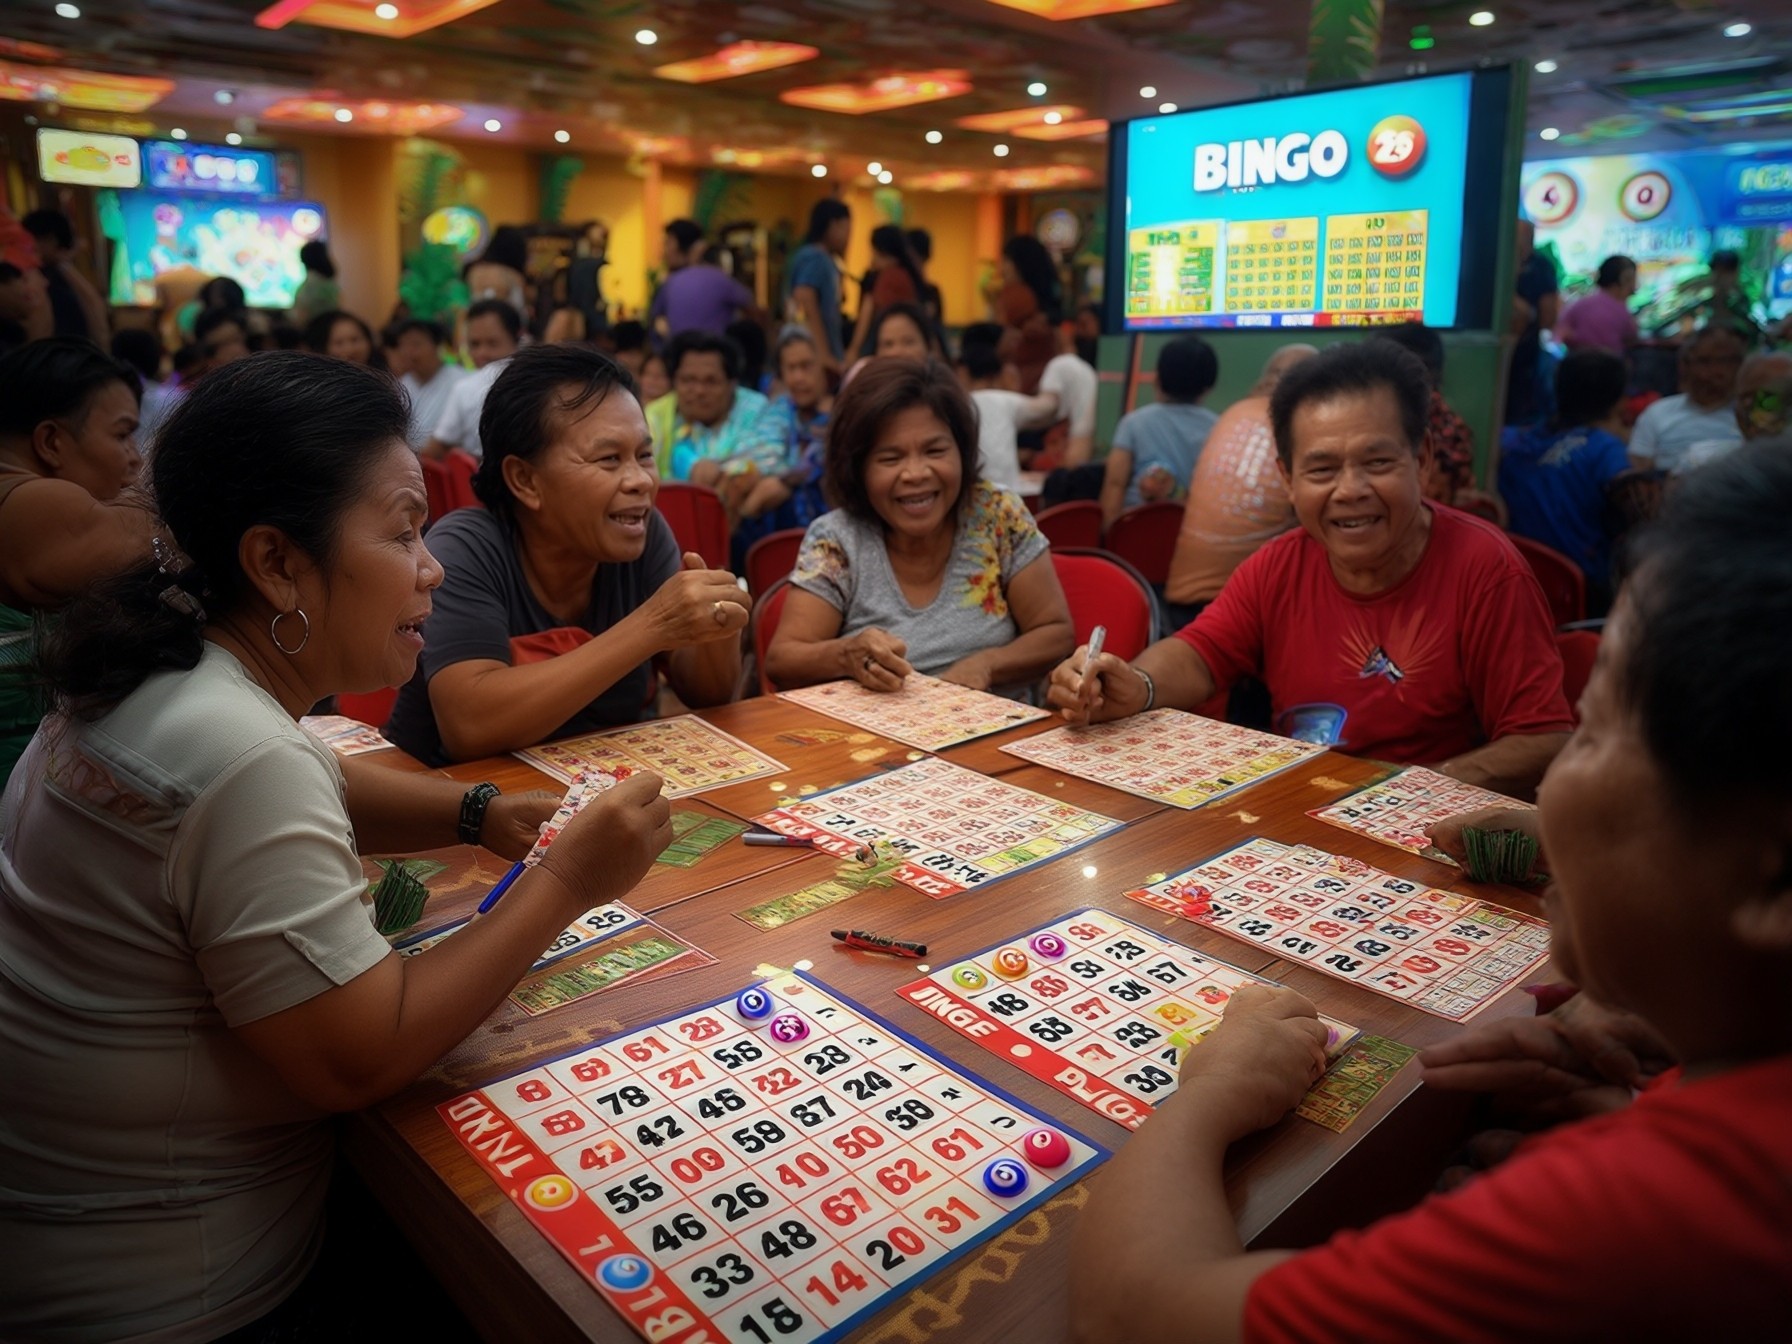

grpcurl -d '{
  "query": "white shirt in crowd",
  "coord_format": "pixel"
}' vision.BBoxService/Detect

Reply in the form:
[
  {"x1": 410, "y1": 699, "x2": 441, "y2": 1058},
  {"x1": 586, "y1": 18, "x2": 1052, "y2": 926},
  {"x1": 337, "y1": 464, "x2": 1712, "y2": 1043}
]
[
  {"x1": 971, "y1": 387, "x2": 1058, "y2": 492},
  {"x1": 1628, "y1": 394, "x2": 1742, "y2": 474},
  {"x1": 431, "y1": 357, "x2": 511, "y2": 460},
  {"x1": 400, "y1": 362, "x2": 468, "y2": 452},
  {"x1": 1039, "y1": 353, "x2": 1098, "y2": 450}
]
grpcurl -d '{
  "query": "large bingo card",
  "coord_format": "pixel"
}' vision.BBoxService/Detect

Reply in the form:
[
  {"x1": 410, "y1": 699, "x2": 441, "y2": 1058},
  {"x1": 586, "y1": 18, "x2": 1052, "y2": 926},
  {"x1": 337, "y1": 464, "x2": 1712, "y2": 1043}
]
[
  {"x1": 752, "y1": 757, "x2": 1122, "y2": 899},
  {"x1": 437, "y1": 972, "x2": 1106, "y2": 1344},
  {"x1": 516, "y1": 715, "x2": 788, "y2": 797},
  {"x1": 999, "y1": 709, "x2": 1323, "y2": 809},
  {"x1": 776, "y1": 675, "x2": 1050, "y2": 752},
  {"x1": 1126, "y1": 219, "x2": 1220, "y2": 319},
  {"x1": 1222, "y1": 217, "x2": 1319, "y2": 315},
  {"x1": 898, "y1": 910, "x2": 1358, "y2": 1132},
  {"x1": 1321, "y1": 209, "x2": 1428, "y2": 321},
  {"x1": 1126, "y1": 837, "x2": 1551, "y2": 1021},
  {"x1": 1308, "y1": 766, "x2": 1534, "y2": 864}
]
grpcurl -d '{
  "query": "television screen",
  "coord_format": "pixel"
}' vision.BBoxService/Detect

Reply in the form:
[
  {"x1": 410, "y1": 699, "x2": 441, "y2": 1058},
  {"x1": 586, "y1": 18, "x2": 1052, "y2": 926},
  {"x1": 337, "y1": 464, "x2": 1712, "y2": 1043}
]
[
  {"x1": 143, "y1": 140, "x2": 280, "y2": 196},
  {"x1": 37, "y1": 128, "x2": 141, "y2": 188},
  {"x1": 112, "y1": 191, "x2": 327, "y2": 308},
  {"x1": 1108, "y1": 69, "x2": 1516, "y2": 332}
]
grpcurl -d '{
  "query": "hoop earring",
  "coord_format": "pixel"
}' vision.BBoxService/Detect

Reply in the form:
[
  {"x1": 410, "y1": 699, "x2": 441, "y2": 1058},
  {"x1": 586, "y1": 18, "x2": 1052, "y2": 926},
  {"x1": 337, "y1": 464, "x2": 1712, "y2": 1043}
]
[{"x1": 270, "y1": 608, "x2": 310, "y2": 656}]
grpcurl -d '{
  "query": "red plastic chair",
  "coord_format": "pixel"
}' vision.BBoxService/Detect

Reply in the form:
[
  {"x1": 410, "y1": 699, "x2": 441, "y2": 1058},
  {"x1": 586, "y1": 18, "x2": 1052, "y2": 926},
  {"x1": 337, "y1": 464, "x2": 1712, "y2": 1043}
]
[
  {"x1": 443, "y1": 449, "x2": 481, "y2": 512},
  {"x1": 1034, "y1": 500, "x2": 1104, "y2": 551},
  {"x1": 750, "y1": 578, "x2": 793, "y2": 696},
  {"x1": 420, "y1": 457, "x2": 453, "y2": 524},
  {"x1": 1103, "y1": 500, "x2": 1184, "y2": 587},
  {"x1": 336, "y1": 687, "x2": 399, "y2": 730},
  {"x1": 1508, "y1": 534, "x2": 1587, "y2": 628},
  {"x1": 744, "y1": 528, "x2": 806, "y2": 601},
  {"x1": 1049, "y1": 548, "x2": 1158, "y2": 663},
  {"x1": 1555, "y1": 629, "x2": 1600, "y2": 725},
  {"x1": 657, "y1": 482, "x2": 731, "y2": 569}
]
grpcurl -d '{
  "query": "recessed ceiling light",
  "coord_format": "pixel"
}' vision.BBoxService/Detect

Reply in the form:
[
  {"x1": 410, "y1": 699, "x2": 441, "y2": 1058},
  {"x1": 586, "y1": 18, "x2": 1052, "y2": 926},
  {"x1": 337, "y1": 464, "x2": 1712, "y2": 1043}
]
[
  {"x1": 225, "y1": 132, "x2": 243, "y2": 145},
  {"x1": 214, "y1": 89, "x2": 236, "y2": 105},
  {"x1": 1158, "y1": 101, "x2": 1177, "y2": 113},
  {"x1": 635, "y1": 27, "x2": 658, "y2": 44},
  {"x1": 1539, "y1": 126, "x2": 1560, "y2": 140},
  {"x1": 924, "y1": 129, "x2": 942, "y2": 144},
  {"x1": 1139, "y1": 85, "x2": 1156, "y2": 98},
  {"x1": 1027, "y1": 81, "x2": 1047, "y2": 96},
  {"x1": 170, "y1": 127, "x2": 188, "y2": 140},
  {"x1": 1043, "y1": 110, "x2": 1063, "y2": 124},
  {"x1": 334, "y1": 107, "x2": 353, "y2": 122},
  {"x1": 993, "y1": 143, "x2": 1010, "y2": 157},
  {"x1": 1724, "y1": 21, "x2": 1752, "y2": 37},
  {"x1": 1534, "y1": 58, "x2": 1558, "y2": 73},
  {"x1": 54, "y1": 2, "x2": 80, "y2": 17},
  {"x1": 811, "y1": 163, "x2": 827, "y2": 177},
  {"x1": 483, "y1": 118, "x2": 501, "y2": 132},
  {"x1": 867, "y1": 160, "x2": 883, "y2": 175},
  {"x1": 554, "y1": 129, "x2": 570, "y2": 143},
  {"x1": 1469, "y1": 10, "x2": 1494, "y2": 26},
  {"x1": 877, "y1": 170, "x2": 893, "y2": 184},
  {"x1": 374, "y1": 2, "x2": 398, "y2": 17}
]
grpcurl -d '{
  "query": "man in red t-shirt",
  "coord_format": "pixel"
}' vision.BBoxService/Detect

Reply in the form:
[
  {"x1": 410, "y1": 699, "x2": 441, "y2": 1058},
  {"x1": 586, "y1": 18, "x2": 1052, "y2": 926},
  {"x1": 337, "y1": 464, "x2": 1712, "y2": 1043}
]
[
  {"x1": 1064, "y1": 444, "x2": 1792, "y2": 1343},
  {"x1": 1048, "y1": 341, "x2": 1572, "y2": 797}
]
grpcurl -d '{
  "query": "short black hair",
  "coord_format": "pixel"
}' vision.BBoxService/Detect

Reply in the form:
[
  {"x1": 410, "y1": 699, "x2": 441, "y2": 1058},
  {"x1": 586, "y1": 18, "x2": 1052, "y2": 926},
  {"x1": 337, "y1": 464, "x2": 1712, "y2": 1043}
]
[
  {"x1": 199, "y1": 276, "x2": 247, "y2": 312},
  {"x1": 1156, "y1": 335, "x2": 1219, "y2": 402},
  {"x1": 1709, "y1": 249, "x2": 1742, "y2": 273},
  {"x1": 22, "y1": 209, "x2": 74, "y2": 250},
  {"x1": 960, "y1": 321, "x2": 1005, "y2": 351},
  {"x1": 1554, "y1": 351, "x2": 1628, "y2": 428},
  {"x1": 1269, "y1": 341, "x2": 1429, "y2": 467},
  {"x1": 905, "y1": 228, "x2": 932, "y2": 263},
  {"x1": 110, "y1": 328, "x2": 164, "y2": 383},
  {"x1": 0, "y1": 337, "x2": 140, "y2": 439},
  {"x1": 666, "y1": 329, "x2": 742, "y2": 381},
  {"x1": 474, "y1": 343, "x2": 638, "y2": 528},
  {"x1": 194, "y1": 306, "x2": 248, "y2": 348},
  {"x1": 387, "y1": 317, "x2": 443, "y2": 346},
  {"x1": 1372, "y1": 323, "x2": 1444, "y2": 382},
  {"x1": 872, "y1": 303, "x2": 934, "y2": 354},
  {"x1": 465, "y1": 298, "x2": 523, "y2": 340},
  {"x1": 610, "y1": 319, "x2": 648, "y2": 353},
  {"x1": 823, "y1": 358, "x2": 979, "y2": 527},
  {"x1": 665, "y1": 218, "x2": 704, "y2": 254},
  {"x1": 298, "y1": 239, "x2": 336, "y2": 279},
  {"x1": 958, "y1": 342, "x2": 1003, "y2": 381},
  {"x1": 1618, "y1": 442, "x2": 1792, "y2": 813},
  {"x1": 1597, "y1": 254, "x2": 1636, "y2": 288},
  {"x1": 805, "y1": 198, "x2": 851, "y2": 244}
]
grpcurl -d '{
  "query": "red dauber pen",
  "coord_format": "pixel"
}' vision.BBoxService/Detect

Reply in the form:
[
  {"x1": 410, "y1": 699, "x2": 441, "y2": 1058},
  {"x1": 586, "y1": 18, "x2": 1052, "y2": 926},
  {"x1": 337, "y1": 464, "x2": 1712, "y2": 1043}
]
[{"x1": 831, "y1": 929, "x2": 927, "y2": 959}]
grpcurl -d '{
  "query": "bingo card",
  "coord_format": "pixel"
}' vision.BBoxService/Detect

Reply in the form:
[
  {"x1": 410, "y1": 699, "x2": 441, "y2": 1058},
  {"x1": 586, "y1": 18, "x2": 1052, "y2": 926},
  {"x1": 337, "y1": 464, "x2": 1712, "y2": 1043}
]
[
  {"x1": 777, "y1": 674, "x2": 1050, "y2": 752},
  {"x1": 1222, "y1": 217, "x2": 1320, "y2": 315},
  {"x1": 1308, "y1": 766, "x2": 1534, "y2": 864},
  {"x1": 898, "y1": 909, "x2": 1357, "y2": 1132},
  {"x1": 999, "y1": 709, "x2": 1323, "y2": 809},
  {"x1": 516, "y1": 715, "x2": 788, "y2": 797},
  {"x1": 437, "y1": 971, "x2": 1106, "y2": 1344},
  {"x1": 1127, "y1": 837, "x2": 1551, "y2": 1021},
  {"x1": 1321, "y1": 209, "x2": 1429, "y2": 322},
  {"x1": 1126, "y1": 220, "x2": 1220, "y2": 319},
  {"x1": 752, "y1": 757, "x2": 1122, "y2": 898}
]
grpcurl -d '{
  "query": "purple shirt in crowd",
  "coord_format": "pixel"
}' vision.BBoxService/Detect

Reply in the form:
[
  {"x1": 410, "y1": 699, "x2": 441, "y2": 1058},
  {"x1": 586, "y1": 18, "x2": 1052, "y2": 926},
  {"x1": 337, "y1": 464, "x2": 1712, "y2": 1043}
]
[
  {"x1": 649, "y1": 265, "x2": 754, "y2": 341},
  {"x1": 1557, "y1": 289, "x2": 1638, "y2": 356}
]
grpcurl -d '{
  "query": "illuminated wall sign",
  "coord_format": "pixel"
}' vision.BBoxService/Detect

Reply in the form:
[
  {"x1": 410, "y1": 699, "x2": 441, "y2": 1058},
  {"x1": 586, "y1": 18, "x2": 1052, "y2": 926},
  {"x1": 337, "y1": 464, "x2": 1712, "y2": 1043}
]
[
  {"x1": 144, "y1": 140, "x2": 278, "y2": 195},
  {"x1": 37, "y1": 127, "x2": 142, "y2": 187}
]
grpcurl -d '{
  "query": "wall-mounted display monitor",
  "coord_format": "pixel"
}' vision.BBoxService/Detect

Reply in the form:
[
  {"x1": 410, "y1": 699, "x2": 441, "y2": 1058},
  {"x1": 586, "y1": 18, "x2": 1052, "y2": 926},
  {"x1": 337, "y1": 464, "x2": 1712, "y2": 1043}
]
[
  {"x1": 1107, "y1": 68, "x2": 1517, "y2": 332},
  {"x1": 112, "y1": 191, "x2": 326, "y2": 308},
  {"x1": 37, "y1": 128, "x2": 141, "y2": 188},
  {"x1": 143, "y1": 140, "x2": 280, "y2": 196}
]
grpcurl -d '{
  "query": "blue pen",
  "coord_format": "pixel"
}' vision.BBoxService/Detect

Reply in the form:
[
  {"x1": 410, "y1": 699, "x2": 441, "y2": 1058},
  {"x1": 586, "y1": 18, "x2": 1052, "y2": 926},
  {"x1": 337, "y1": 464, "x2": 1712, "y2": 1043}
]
[{"x1": 474, "y1": 861, "x2": 526, "y2": 918}]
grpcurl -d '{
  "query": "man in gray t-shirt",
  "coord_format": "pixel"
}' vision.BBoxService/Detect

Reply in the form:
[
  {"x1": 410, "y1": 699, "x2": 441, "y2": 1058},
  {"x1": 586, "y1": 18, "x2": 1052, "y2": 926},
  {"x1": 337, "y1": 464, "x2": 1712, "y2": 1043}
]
[{"x1": 1100, "y1": 335, "x2": 1220, "y2": 528}]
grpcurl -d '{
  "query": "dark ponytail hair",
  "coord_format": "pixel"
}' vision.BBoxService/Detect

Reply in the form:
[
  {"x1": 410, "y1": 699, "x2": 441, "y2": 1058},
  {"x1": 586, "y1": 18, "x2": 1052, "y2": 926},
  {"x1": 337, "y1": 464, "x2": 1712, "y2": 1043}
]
[{"x1": 38, "y1": 352, "x2": 411, "y2": 718}]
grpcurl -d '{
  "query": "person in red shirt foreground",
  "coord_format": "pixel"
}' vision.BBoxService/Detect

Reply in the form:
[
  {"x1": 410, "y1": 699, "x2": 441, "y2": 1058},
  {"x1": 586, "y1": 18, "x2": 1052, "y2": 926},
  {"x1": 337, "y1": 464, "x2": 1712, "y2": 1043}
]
[
  {"x1": 1046, "y1": 341, "x2": 1571, "y2": 798},
  {"x1": 1068, "y1": 442, "x2": 1792, "y2": 1342}
]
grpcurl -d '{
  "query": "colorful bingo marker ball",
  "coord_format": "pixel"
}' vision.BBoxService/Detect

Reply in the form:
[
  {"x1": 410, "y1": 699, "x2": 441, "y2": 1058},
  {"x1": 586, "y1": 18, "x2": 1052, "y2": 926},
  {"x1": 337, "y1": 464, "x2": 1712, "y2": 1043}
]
[
  {"x1": 598, "y1": 1254, "x2": 653, "y2": 1292},
  {"x1": 992, "y1": 947, "x2": 1029, "y2": 979},
  {"x1": 1028, "y1": 932, "x2": 1067, "y2": 960},
  {"x1": 769, "y1": 1012, "x2": 811, "y2": 1044},
  {"x1": 736, "y1": 987, "x2": 775, "y2": 1021},
  {"x1": 982, "y1": 1157, "x2": 1030, "y2": 1198},
  {"x1": 1022, "y1": 1127, "x2": 1072, "y2": 1170},
  {"x1": 951, "y1": 965, "x2": 988, "y2": 991}
]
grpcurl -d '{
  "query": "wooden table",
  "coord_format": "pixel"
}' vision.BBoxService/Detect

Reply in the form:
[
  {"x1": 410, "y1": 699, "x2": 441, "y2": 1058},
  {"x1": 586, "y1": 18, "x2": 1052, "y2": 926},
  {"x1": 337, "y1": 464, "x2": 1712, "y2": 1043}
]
[{"x1": 346, "y1": 699, "x2": 1545, "y2": 1344}]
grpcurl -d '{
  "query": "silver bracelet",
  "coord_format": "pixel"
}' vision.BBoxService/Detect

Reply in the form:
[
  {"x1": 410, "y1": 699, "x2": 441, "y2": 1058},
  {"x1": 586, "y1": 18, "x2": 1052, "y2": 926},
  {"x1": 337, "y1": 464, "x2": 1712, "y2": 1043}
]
[{"x1": 1132, "y1": 665, "x2": 1157, "y2": 712}]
